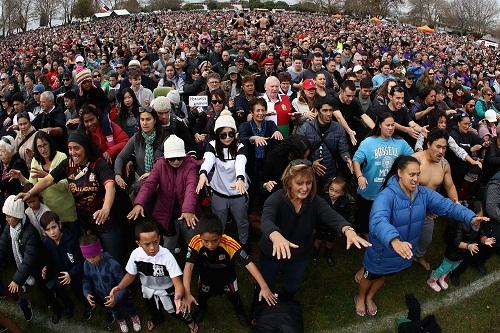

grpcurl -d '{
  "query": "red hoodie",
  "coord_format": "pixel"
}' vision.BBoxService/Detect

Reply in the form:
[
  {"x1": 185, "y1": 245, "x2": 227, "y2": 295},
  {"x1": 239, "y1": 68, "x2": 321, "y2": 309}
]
[{"x1": 89, "y1": 122, "x2": 128, "y2": 160}]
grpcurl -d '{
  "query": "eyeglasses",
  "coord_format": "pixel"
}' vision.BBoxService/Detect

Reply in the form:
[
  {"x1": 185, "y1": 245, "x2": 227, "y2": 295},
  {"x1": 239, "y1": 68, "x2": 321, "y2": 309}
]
[
  {"x1": 63, "y1": 78, "x2": 71, "y2": 81},
  {"x1": 100, "y1": 62, "x2": 107, "y2": 65},
  {"x1": 428, "y1": 72, "x2": 435, "y2": 75},
  {"x1": 219, "y1": 131, "x2": 236, "y2": 140},
  {"x1": 167, "y1": 157, "x2": 184, "y2": 162},
  {"x1": 289, "y1": 159, "x2": 312, "y2": 167},
  {"x1": 93, "y1": 74, "x2": 101, "y2": 78},
  {"x1": 211, "y1": 100, "x2": 224, "y2": 104}
]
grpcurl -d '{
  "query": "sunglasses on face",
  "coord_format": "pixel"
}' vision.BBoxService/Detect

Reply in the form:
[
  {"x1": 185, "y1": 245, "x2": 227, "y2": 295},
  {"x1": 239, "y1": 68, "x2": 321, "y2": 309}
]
[
  {"x1": 167, "y1": 157, "x2": 184, "y2": 162},
  {"x1": 211, "y1": 99, "x2": 224, "y2": 104},
  {"x1": 219, "y1": 131, "x2": 236, "y2": 140},
  {"x1": 93, "y1": 74, "x2": 101, "y2": 78}
]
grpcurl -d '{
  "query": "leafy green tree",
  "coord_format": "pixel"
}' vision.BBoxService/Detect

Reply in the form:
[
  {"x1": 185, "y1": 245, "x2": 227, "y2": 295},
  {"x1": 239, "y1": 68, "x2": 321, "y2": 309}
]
[{"x1": 73, "y1": 0, "x2": 95, "y2": 19}]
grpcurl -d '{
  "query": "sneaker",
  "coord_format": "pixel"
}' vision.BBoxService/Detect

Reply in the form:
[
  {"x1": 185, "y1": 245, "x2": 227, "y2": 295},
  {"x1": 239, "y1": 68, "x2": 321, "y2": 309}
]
[
  {"x1": 82, "y1": 307, "x2": 92, "y2": 321},
  {"x1": 427, "y1": 278, "x2": 441, "y2": 292},
  {"x1": 438, "y1": 275, "x2": 449, "y2": 290},
  {"x1": 117, "y1": 319, "x2": 129, "y2": 333},
  {"x1": 130, "y1": 315, "x2": 141, "y2": 332},
  {"x1": 17, "y1": 298, "x2": 33, "y2": 321}
]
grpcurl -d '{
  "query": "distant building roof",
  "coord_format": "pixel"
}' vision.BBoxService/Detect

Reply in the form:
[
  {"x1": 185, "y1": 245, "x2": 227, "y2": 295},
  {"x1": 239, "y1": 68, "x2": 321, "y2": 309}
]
[{"x1": 93, "y1": 9, "x2": 131, "y2": 19}]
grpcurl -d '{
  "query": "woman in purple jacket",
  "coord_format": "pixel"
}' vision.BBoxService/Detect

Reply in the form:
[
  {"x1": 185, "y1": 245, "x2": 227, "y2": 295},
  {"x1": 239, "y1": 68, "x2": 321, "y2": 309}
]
[{"x1": 127, "y1": 135, "x2": 199, "y2": 251}]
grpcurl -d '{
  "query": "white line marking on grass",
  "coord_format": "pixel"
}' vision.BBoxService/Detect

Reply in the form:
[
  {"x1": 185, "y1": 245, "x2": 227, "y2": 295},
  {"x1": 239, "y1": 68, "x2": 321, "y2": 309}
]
[{"x1": 319, "y1": 270, "x2": 500, "y2": 333}]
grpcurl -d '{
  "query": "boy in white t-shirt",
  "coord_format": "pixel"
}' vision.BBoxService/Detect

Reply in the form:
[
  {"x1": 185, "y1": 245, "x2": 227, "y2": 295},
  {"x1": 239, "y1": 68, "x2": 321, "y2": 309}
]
[{"x1": 109, "y1": 220, "x2": 198, "y2": 333}]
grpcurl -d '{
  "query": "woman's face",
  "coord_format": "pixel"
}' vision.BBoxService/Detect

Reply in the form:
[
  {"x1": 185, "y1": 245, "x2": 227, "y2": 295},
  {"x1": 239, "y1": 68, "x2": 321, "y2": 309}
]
[
  {"x1": 165, "y1": 66, "x2": 175, "y2": 79},
  {"x1": 140, "y1": 111, "x2": 156, "y2": 133},
  {"x1": 229, "y1": 73, "x2": 238, "y2": 82},
  {"x1": 316, "y1": 74, "x2": 326, "y2": 88},
  {"x1": 123, "y1": 92, "x2": 133, "y2": 108},
  {"x1": 167, "y1": 156, "x2": 184, "y2": 169},
  {"x1": 0, "y1": 146, "x2": 12, "y2": 163},
  {"x1": 191, "y1": 70, "x2": 200, "y2": 80},
  {"x1": 36, "y1": 138, "x2": 50, "y2": 160},
  {"x1": 437, "y1": 116, "x2": 447, "y2": 129},
  {"x1": 68, "y1": 141, "x2": 87, "y2": 165},
  {"x1": 483, "y1": 90, "x2": 493, "y2": 102},
  {"x1": 379, "y1": 117, "x2": 395, "y2": 138},
  {"x1": 218, "y1": 127, "x2": 235, "y2": 146},
  {"x1": 251, "y1": 103, "x2": 266, "y2": 123},
  {"x1": 289, "y1": 175, "x2": 313, "y2": 200},
  {"x1": 24, "y1": 77, "x2": 33, "y2": 89},
  {"x1": 304, "y1": 86, "x2": 316, "y2": 99},
  {"x1": 83, "y1": 113, "x2": 99, "y2": 132},
  {"x1": 458, "y1": 117, "x2": 471, "y2": 133},
  {"x1": 211, "y1": 95, "x2": 224, "y2": 112},
  {"x1": 18, "y1": 116, "x2": 31, "y2": 134},
  {"x1": 398, "y1": 162, "x2": 420, "y2": 194}
]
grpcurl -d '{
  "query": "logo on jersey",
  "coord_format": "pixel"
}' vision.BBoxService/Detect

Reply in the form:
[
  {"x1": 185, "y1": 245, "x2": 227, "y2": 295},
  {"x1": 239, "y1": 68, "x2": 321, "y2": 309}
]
[{"x1": 152, "y1": 264, "x2": 164, "y2": 277}]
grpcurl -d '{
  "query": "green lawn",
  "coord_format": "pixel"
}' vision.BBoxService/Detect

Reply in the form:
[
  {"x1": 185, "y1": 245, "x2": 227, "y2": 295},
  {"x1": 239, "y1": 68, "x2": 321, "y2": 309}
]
[{"x1": 1, "y1": 219, "x2": 499, "y2": 332}]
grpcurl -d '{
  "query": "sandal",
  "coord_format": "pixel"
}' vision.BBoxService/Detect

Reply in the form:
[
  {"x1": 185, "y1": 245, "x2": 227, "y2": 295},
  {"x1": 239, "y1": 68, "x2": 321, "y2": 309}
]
[
  {"x1": 188, "y1": 322, "x2": 199, "y2": 333},
  {"x1": 354, "y1": 295, "x2": 366, "y2": 317}
]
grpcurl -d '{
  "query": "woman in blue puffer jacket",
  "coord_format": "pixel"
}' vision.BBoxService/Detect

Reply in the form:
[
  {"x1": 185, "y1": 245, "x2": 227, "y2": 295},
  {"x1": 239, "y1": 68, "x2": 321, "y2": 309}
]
[{"x1": 354, "y1": 155, "x2": 488, "y2": 317}]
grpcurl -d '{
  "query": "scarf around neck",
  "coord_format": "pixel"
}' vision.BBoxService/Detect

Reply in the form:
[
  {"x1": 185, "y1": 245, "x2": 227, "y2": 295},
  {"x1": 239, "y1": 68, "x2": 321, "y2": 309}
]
[{"x1": 142, "y1": 129, "x2": 156, "y2": 173}]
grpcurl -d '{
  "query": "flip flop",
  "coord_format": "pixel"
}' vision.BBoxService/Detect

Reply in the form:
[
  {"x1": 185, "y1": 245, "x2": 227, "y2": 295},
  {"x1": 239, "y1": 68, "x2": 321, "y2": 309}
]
[{"x1": 354, "y1": 295, "x2": 366, "y2": 317}]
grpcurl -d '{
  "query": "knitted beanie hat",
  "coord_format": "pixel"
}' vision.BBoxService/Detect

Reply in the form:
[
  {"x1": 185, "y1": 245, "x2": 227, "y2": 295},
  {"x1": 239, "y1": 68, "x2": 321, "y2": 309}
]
[
  {"x1": 150, "y1": 96, "x2": 171, "y2": 111},
  {"x1": 214, "y1": 109, "x2": 236, "y2": 132},
  {"x1": 76, "y1": 68, "x2": 92, "y2": 86},
  {"x1": 164, "y1": 135, "x2": 186, "y2": 159},
  {"x1": 2, "y1": 195, "x2": 25, "y2": 219}
]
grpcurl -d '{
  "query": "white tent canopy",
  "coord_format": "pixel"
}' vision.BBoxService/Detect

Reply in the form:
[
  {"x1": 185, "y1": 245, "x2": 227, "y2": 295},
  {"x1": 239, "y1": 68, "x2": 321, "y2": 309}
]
[{"x1": 93, "y1": 9, "x2": 131, "y2": 19}]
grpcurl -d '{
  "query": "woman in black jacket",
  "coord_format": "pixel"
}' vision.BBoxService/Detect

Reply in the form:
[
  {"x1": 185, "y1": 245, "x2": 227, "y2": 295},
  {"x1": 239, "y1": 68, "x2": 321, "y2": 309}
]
[
  {"x1": 258, "y1": 160, "x2": 369, "y2": 299},
  {"x1": 0, "y1": 135, "x2": 29, "y2": 204}
]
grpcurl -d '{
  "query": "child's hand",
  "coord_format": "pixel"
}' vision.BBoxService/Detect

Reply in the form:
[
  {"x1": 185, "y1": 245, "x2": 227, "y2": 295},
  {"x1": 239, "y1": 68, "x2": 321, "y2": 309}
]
[
  {"x1": 184, "y1": 293, "x2": 198, "y2": 313},
  {"x1": 484, "y1": 237, "x2": 496, "y2": 247},
  {"x1": 109, "y1": 286, "x2": 121, "y2": 298},
  {"x1": 8, "y1": 281, "x2": 19, "y2": 294},
  {"x1": 86, "y1": 294, "x2": 96, "y2": 308},
  {"x1": 467, "y1": 243, "x2": 479, "y2": 255},
  {"x1": 58, "y1": 272, "x2": 71, "y2": 285},
  {"x1": 259, "y1": 286, "x2": 278, "y2": 306},
  {"x1": 104, "y1": 295, "x2": 116, "y2": 308}
]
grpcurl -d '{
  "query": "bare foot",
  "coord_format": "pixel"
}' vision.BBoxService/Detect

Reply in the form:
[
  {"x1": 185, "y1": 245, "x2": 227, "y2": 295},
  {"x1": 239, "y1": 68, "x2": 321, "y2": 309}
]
[
  {"x1": 354, "y1": 295, "x2": 366, "y2": 316},
  {"x1": 366, "y1": 298, "x2": 378, "y2": 316}
]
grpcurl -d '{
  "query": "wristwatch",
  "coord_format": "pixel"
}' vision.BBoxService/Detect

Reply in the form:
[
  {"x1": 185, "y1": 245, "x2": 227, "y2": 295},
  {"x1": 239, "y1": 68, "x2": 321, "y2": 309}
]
[{"x1": 343, "y1": 226, "x2": 355, "y2": 235}]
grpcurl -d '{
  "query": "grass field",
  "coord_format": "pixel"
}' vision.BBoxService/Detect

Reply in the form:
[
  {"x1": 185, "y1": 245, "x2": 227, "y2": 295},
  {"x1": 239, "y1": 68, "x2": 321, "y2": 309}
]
[{"x1": 1, "y1": 218, "x2": 499, "y2": 333}]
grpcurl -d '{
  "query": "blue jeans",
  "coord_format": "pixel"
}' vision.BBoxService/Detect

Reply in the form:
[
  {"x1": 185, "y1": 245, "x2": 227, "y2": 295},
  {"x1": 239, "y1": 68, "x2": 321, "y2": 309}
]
[{"x1": 259, "y1": 253, "x2": 308, "y2": 297}]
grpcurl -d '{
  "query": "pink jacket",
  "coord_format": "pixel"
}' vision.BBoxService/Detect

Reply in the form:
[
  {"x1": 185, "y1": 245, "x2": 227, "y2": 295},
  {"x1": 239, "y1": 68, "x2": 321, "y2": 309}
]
[{"x1": 134, "y1": 156, "x2": 198, "y2": 231}]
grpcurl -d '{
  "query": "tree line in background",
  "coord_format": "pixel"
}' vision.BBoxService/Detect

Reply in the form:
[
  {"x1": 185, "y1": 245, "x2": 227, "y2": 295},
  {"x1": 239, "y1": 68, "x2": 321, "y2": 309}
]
[{"x1": 0, "y1": 0, "x2": 498, "y2": 37}]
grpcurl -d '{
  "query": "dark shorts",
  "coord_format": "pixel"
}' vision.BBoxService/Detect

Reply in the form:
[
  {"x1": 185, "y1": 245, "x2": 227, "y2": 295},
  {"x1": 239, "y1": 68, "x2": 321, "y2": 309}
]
[{"x1": 363, "y1": 268, "x2": 396, "y2": 280}]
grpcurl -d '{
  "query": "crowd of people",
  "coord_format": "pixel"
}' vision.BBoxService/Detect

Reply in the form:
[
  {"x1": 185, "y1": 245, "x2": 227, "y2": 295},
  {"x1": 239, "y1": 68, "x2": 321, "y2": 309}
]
[{"x1": 0, "y1": 8, "x2": 499, "y2": 333}]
